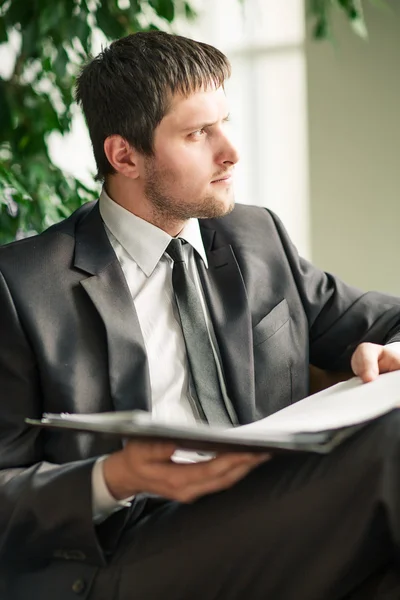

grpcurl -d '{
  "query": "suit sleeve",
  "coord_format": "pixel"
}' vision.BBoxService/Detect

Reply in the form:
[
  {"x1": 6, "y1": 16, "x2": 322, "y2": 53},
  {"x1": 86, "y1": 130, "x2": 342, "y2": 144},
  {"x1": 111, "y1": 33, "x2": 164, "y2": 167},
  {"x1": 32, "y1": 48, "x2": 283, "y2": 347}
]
[
  {"x1": 268, "y1": 211, "x2": 400, "y2": 370},
  {"x1": 0, "y1": 269, "x2": 110, "y2": 567}
]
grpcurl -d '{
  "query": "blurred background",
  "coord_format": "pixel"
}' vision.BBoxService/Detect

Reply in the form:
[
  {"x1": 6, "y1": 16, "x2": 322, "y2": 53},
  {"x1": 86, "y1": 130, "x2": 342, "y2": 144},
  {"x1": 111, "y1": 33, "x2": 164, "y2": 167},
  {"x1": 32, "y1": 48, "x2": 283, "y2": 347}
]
[{"x1": 0, "y1": 0, "x2": 399, "y2": 293}]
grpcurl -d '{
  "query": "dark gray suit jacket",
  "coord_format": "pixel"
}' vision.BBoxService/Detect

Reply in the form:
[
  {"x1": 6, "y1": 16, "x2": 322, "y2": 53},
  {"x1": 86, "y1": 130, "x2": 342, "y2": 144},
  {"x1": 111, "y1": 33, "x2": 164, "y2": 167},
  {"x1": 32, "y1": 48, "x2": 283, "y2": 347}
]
[{"x1": 1, "y1": 201, "x2": 400, "y2": 598}]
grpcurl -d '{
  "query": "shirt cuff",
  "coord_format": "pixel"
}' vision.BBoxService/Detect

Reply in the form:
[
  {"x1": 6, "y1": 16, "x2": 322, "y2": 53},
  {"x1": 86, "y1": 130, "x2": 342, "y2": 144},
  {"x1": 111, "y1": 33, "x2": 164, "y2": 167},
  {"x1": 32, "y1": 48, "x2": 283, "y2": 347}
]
[
  {"x1": 385, "y1": 342, "x2": 400, "y2": 354},
  {"x1": 92, "y1": 455, "x2": 134, "y2": 525}
]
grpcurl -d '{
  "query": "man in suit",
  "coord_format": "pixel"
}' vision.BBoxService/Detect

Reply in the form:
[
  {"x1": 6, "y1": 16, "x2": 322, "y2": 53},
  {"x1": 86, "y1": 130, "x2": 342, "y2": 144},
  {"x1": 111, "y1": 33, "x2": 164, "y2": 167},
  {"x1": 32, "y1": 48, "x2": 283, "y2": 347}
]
[{"x1": 1, "y1": 30, "x2": 400, "y2": 600}]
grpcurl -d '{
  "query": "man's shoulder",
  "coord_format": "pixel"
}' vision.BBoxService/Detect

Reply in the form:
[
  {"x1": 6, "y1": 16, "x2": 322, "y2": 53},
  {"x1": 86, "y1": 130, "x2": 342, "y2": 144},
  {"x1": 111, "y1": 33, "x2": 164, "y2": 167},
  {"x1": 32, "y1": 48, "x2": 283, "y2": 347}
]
[
  {"x1": 0, "y1": 201, "x2": 96, "y2": 265},
  {"x1": 0, "y1": 201, "x2": 96, "y2": 276}
]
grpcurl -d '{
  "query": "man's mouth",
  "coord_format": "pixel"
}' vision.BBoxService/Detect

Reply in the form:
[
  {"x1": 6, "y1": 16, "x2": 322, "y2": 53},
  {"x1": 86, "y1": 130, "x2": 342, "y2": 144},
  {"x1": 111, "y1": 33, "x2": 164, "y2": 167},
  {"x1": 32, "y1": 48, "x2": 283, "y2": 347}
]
[{"x1": 211, "y1": 173, "x2": 233, "y2": 183}]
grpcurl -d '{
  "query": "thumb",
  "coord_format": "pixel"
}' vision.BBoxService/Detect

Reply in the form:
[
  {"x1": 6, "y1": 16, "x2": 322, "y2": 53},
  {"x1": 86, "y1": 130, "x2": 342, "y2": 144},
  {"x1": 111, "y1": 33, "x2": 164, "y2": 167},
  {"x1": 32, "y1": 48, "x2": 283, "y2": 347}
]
[{"x1": 351, "y1": 343, "x2": 381, "y2": 382}]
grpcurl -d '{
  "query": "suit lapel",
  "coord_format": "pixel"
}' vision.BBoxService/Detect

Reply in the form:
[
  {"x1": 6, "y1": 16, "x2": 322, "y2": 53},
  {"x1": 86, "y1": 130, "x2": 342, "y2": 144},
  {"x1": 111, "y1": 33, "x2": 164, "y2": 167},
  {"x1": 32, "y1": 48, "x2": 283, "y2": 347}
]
[
  {"x1": 75, "y1": 202, "x2": 151, "y2": 412},
  {"x1": 197, "y1": 224, "x2": 255, "y2": 424}
]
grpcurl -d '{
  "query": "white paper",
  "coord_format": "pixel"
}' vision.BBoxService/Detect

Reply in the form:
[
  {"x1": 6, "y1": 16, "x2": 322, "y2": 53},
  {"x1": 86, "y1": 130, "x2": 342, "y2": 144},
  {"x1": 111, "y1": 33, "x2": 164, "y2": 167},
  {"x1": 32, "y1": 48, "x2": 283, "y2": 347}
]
[
  {"x1": 172, "y1": 372, "x2": 400, "y2": 458},
  {"x1": 232, "y1": 370, "x2": 400, "y2": 437},
  {"x1": 172, "y1": 449, "x2": 215, "y2": 463},
  {"x1": 36, "y1": 371, "x2": 400, "y2": 460}
]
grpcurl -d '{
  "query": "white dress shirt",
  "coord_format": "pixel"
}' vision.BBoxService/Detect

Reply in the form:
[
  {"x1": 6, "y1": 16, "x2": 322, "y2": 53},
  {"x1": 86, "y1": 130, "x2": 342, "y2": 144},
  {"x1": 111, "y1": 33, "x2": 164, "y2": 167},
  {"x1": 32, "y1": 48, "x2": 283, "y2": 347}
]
[{"x1": 92, "y1": 188, "x2": 236, "y2": 522}]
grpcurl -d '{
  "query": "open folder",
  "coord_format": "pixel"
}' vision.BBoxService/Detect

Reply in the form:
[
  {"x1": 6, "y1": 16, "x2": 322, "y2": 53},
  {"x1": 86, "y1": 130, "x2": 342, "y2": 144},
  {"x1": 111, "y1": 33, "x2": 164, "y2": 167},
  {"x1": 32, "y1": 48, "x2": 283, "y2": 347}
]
[{"x1": 26, "y1": 371, "x2": 400, "y2": 455}]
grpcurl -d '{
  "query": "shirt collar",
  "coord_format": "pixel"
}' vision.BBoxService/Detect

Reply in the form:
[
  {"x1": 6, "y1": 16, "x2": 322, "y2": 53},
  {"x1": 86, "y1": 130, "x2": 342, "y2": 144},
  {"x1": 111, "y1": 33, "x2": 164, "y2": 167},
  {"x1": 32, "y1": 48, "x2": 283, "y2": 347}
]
[{"x1": 99, "y1": 188, "x2": 208, "y2": 277}]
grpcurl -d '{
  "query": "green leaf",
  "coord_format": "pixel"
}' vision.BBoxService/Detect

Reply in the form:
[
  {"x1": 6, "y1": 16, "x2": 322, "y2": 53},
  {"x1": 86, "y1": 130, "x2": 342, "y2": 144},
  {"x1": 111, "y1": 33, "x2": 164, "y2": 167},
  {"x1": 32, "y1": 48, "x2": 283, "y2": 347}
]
[
  {"x1": 313, "y1": 19, "x2": 329, "y2": 39},
  {"x1": 0, "y1": 16, "x2": 8, "y2": 42},
  {"x1": 95, "y1": 2, "x2": 126, "y2": 39},
  {"x1": 307, "y1": 0, "x2": 372, "y2": 41},
  {"x1": 39, "y1": 2, "x2": 67, "y2": 37},
  {"x1": 351, "y1": 15, "x2": 368, "y2": 38},
  {"x1": 184, "y1": 2, "x2": 197, "y2": 20},
  {"x1": 5, "y1": 0, "x2": 34, "y2": 29},
  {"x1": 349, "y1": 0, "x2": 368, "y2": 39},
  {"x1": 337, "y1": 0, "x2": 360, "y2": 20},
  {"x1": 71, "y1": 14, "x2": 92, "y2": 55},
  {"x1": 41, "y1": 56, "x2": 52, "y2": 73},
  {"x1": 337, "y1": 0, "x2": 352, "y2": 10},
  {"x1": 149, "y1": 0, "x2": 175, "y2": 22},
  {"x1": 53, "y1": 47, "x2": 69, "y2": 80},
  {"x1": 21, "y1": 21, "x2": 40, "y2": 58},
  {"x1": 145, "y1": 23, "x2": 160, "y2": 31},
  {"x1": 0, "y1": 163, "x2": 32, "y2": 198},
  {"x1": 0, "y1": 206, "x2": 20, "y2": 245},
  {"x1": 0, "y1": 78, "x2": 12, "y2": 140}
]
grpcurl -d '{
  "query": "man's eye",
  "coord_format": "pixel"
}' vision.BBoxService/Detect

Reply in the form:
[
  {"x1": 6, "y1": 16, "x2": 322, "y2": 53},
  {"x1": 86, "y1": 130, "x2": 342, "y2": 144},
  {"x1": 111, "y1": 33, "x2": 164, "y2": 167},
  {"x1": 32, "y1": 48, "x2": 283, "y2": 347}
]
[{"x1": 190, "y1": 128, "x2": 206, "y2": 138}]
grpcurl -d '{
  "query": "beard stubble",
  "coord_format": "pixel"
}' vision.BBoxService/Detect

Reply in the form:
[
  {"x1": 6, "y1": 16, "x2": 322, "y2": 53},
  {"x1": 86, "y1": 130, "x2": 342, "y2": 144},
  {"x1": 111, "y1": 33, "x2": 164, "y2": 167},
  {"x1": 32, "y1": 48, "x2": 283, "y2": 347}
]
[{"x1": 144, "y1": 159, "x2": 235, "y2": 224}]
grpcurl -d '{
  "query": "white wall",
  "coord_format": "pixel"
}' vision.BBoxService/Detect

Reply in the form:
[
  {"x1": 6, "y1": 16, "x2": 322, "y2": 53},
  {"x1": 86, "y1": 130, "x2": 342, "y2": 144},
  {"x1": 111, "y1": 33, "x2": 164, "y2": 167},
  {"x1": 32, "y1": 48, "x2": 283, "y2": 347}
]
[{"x1": 306, "y1": 1, "x2": 400, "y2": 294}]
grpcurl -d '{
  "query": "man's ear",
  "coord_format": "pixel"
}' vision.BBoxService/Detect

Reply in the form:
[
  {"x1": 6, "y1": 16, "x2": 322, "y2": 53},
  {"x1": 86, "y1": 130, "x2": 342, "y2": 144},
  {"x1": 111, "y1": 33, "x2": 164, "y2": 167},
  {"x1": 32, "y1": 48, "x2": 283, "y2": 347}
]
[{"x1": 104, "y1": 135, "x2": 140, "y2": 179}]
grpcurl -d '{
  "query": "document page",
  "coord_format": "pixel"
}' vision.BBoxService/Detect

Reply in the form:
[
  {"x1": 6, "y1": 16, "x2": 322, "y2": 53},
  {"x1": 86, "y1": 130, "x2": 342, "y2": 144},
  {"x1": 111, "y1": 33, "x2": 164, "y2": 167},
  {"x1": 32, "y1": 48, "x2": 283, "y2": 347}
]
[
  {"x1": 27, "y1": 371, "x2": 400, "y2": 458},
  {"x1": 173, "y1": 371, "x2": 400, "y2": 461},
  {"x1": 233, "y1": 370, "x2": 400, "y2": 438}
]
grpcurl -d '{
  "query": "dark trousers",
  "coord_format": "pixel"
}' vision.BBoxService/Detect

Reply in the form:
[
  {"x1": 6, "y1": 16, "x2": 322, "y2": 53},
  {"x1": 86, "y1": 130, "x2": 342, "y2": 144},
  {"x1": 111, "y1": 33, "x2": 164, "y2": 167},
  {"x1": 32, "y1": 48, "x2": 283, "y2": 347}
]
[{"x1": 90, "y1": 411, "x2": 400, "y2": 600}]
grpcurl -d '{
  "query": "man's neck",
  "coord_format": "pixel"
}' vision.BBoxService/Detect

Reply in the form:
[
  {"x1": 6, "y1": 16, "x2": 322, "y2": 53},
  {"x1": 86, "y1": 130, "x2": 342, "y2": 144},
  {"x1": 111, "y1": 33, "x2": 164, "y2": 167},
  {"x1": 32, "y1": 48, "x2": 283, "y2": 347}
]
[{"x1": 104, "y1": 180, "x2": 186, "y2": 237}]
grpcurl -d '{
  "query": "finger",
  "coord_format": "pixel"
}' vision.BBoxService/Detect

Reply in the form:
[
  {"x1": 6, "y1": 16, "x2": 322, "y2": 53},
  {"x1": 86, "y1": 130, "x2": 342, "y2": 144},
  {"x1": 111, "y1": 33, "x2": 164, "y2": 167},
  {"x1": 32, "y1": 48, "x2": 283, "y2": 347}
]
[
  {"x1": 351, "y1": 343, "x2": 381, "y2": 382},
  {"x1": 145, "y1": 452, "x2": 270, "y2": 494},
  {"x1": 175, "y1": 451, "x2": 269, "y2": 481},
  {"x1": 377, "y1": 348, "x2": 400, "y2": 374},
  {"x1": 203, "y1": 452, "x2": 270, "y2": 476},
  {"x1": 124, "y1": 440, "x2": 177, "y2": 464},
  {"x1": 175, "y1": 458, "x2": 269, "y2": 503}
]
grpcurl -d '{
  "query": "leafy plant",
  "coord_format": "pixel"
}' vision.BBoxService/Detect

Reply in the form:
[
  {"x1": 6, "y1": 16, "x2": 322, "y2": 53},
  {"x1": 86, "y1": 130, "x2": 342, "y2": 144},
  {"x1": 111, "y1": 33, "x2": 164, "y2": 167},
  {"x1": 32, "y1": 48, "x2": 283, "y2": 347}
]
[
  {"x1": 0, "y1": 0, "x2": 386, "y2": 244},
  {"x1": 307, "y1": 0, "x2": 387, "y2": 40},
  {"x1": 0, "y1": 0, "x2": 196, "y2": 244}
]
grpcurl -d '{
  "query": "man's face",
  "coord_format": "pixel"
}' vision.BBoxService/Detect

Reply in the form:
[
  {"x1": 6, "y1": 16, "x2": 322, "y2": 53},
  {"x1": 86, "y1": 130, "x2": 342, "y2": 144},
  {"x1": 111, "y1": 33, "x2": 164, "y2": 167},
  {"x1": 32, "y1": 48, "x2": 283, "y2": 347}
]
[{"x1": 142, "y1": 86, "x2": 240, "y2": 221}]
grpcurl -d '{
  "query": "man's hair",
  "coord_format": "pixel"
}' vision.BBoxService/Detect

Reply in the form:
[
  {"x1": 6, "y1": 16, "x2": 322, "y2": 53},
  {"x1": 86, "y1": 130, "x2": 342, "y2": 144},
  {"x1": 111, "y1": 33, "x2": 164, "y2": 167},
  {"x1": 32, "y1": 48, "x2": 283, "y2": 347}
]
[{"x1": 75, "y1": 31, "x2": 231, "y2": 181}]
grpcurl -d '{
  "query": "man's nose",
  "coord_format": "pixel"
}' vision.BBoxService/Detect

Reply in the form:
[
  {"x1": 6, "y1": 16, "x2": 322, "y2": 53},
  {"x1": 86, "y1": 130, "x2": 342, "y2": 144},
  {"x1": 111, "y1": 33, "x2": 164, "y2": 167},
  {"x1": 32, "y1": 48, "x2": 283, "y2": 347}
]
[{"x1": 218, "y1": 135, "x2": 240, "y2": 166}]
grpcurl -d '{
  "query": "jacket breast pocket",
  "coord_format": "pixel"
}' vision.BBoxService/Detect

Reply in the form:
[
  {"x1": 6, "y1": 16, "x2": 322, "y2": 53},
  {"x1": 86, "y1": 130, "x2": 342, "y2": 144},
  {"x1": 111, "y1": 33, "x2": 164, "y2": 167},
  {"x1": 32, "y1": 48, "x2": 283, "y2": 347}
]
[{"x1": 253, "y1": 299, "x2": 292, "y2": 418}]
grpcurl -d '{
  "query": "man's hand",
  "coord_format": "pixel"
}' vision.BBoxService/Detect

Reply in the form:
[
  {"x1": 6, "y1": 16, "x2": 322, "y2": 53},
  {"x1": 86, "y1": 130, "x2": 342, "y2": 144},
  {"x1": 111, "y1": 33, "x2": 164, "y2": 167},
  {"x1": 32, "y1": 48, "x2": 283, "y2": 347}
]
[
  {"x1": 351, "y1": 342, "x2": 400, "y2": 383},
  {"x1": 103, "y1": 441, "x2": 270, "y2": 503}
]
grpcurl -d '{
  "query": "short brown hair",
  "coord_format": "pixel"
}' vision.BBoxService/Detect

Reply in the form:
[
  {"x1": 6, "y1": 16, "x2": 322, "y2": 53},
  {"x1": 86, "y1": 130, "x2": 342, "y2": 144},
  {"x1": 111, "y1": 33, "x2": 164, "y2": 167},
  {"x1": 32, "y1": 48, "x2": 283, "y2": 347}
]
[{"x1": 75, "y1": 31, "x2": 231, "y2": 181}]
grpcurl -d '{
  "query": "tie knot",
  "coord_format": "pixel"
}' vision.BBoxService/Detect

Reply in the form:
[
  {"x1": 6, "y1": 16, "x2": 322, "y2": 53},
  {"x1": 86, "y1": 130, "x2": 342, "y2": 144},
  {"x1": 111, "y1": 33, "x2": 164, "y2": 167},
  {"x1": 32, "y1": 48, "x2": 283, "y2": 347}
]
[{"x1": 166, "y1": 238, "x2": 185, "y2": 263}]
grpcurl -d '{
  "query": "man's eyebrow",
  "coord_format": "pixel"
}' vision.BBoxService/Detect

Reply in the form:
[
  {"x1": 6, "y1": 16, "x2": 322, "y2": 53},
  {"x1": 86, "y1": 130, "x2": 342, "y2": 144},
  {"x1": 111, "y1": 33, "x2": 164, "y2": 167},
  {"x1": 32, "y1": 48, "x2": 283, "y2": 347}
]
[{"x1": 181, "y1": 113, "x2": 231, "y2": 132}]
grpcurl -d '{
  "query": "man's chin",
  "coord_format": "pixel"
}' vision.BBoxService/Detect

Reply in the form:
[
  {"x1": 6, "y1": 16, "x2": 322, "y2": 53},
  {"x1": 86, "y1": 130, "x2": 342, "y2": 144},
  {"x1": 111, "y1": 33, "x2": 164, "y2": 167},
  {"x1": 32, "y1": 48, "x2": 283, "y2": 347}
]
[
  {"x1": 218, "y1": 196, "x2": 235, "y2": 217},
  {"x1": 197, "y1": 194, "x2": 235, "y2": 219}
]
